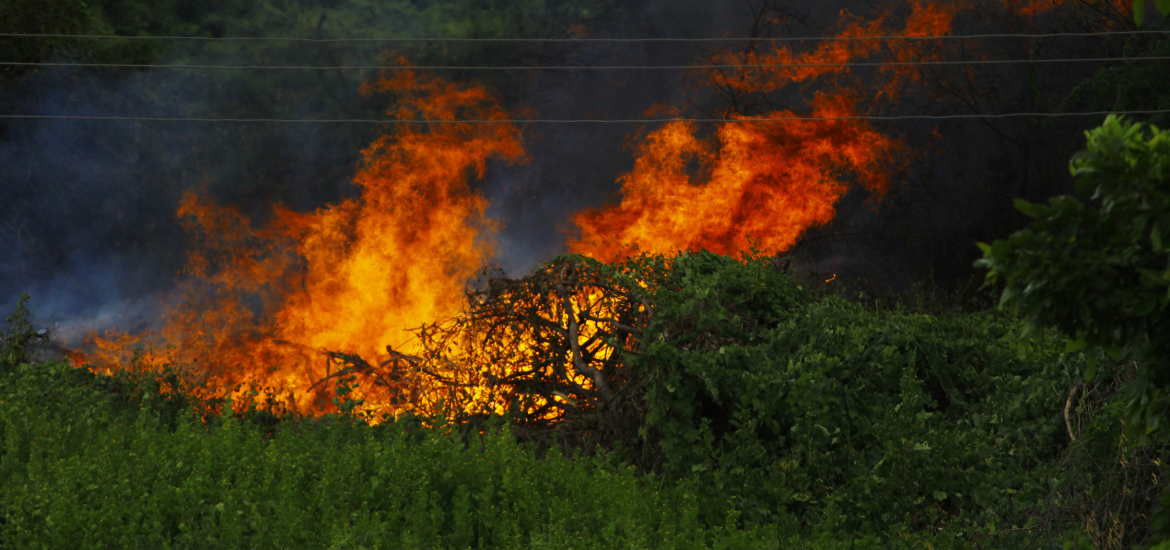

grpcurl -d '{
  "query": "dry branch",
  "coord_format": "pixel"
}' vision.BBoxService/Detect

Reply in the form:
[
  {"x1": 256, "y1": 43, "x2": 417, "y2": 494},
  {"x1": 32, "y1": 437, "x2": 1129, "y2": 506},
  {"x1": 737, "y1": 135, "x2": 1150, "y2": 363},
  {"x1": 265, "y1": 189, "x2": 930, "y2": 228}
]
[{"x1": 317, "y1": 255, "x2": 658, "y2": 451}]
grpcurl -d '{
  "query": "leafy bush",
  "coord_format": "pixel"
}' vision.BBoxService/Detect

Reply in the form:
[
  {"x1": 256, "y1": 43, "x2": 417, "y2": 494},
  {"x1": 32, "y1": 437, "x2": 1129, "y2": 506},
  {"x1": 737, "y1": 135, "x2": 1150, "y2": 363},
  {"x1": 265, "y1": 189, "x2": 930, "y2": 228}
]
[
  {"x1": 1, "y1": 294, "x2": 37, "y2": 372},
  {"x1": 977, "y1": 114, "x2": 1170, "y2": 546},
  {"x1": 978, "y1": 115, "x2": 1170, "y2": 442},
  {"x1": 634, "y1": 251, "x2": 1087, "y2": 543},
  {"x1": 1, "y1": 357, "x2": 781, "y2": 549},
  {"x1": 4, "y1": 250, "x2": 1153, "y2": 548},
  {"x1": 1041, "y1": 363, "x2": 1170, "y2": 550}
]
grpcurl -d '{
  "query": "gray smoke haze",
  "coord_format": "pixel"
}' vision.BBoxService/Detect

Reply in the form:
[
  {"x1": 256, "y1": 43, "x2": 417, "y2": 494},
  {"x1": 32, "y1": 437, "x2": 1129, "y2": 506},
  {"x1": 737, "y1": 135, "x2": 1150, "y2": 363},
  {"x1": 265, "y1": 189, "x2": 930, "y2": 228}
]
[
  {"x1": 0, "y1": 0, "x2": 1134, "y2": 342},
  {"x1": 0, "y1": 0, "x2": 765, "y2": 341}
]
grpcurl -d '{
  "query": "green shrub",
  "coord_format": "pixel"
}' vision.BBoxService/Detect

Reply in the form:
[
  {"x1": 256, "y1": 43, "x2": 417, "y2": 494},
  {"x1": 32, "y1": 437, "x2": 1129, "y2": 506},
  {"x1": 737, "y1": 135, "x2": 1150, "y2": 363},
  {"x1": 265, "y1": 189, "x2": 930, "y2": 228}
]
[
  {"x1": 1041, "y1": 365, "x2": 1170, "y2": 550},
  {"x1": 976, "y1": 115, "x2": 1170, "y2": 545},
  {"x1": 977, "y1": 115, "x2": 1170, "y2": 443},
  {"x1": 634, "y1": 251, "x2": 1086, "y2": 543},
  {"x1": 3, "y1": 251, "x2": 1146, "y2": 548},
  {"x1": 1, "y1": 369, "x2": 780, "y2": 549},
  {"x1": 1, "y1": 293, "x2": 37, "y2": 372}
]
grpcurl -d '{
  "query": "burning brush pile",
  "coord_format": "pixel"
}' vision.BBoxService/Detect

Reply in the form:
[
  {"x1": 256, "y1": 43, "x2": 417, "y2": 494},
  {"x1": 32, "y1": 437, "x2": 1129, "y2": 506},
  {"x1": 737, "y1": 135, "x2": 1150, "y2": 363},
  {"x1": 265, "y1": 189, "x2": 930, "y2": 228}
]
[
  {"x1": 69, "y1": 0, "x2": 1130, "y2": 437},
  {"x1": 7, "y1": 0, "x2": 1166, "y2": 544},
  {"x1": 70, "y1": 61, "x2": 681, "y2": 449},
  {"x1": 347, "y1": 253, "x2": 671, "y2": 453}
]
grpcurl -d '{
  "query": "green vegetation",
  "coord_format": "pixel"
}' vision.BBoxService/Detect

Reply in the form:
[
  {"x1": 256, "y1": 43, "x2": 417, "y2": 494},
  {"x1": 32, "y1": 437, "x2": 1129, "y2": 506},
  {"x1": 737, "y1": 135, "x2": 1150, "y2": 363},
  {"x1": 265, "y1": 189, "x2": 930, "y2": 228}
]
[
  {"x1": 1133, "y1": 0, "x2": 1170, "y2": 27},
  {"x1": 3, "y1": 296, "x2": 777, "y2": 549},
  {"x1": 979, "y1": 116, "x2": 1170, "y2": 443},
  {"x1": 1060, "y1": 31, "x2": 1170, "y2": 128},
  {"x1": 4, "y1": 118, "x2": 1170, "y2": 548},
  {"x1": 1, "y1": 365, "x2": 770, "y2": 549},
  {"x1": 4, "y1": 253, "x2": 1166, "y2": 548},
  {"x1": 640, "y1": 252, "x2": 1076, "y2": 532},
  {"x1": 630, "y1": 250, "x2": 1167, "y2": 548},
  {"x1": 979, "y1": 115, "x2": 1170, "y2": 546},
  {"x1": 3, "y1": 4, "x2": 1168, "y2": 546}
]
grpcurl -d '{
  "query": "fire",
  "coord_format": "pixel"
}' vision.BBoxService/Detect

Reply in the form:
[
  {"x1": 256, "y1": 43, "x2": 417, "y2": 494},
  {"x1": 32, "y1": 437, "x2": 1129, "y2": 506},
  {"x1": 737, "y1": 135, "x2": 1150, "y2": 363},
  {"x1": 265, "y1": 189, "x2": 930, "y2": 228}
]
[
  {"x1": 569, "y1": 93, "x2": 904, "y2": 262},
  {"x1": 75, "y1": 0, "x2": 1131, "y2": 420},
  {"x1": 84, "y1": 65, "x2": 526, "y2": 418},
  {"x1": 567, "y1": 0, "x2": 1126, "y2": 262},
  {"x1": 405, "y1": 255, "x2": 655, "y2": 426}
]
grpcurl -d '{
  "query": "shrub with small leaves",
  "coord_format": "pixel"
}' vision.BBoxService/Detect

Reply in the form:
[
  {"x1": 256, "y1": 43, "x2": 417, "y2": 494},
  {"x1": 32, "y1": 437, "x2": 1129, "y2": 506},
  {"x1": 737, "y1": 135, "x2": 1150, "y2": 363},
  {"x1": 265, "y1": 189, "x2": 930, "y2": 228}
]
[{"x1": 634, "y1": 251, "x2": 1085, "y2": 543}]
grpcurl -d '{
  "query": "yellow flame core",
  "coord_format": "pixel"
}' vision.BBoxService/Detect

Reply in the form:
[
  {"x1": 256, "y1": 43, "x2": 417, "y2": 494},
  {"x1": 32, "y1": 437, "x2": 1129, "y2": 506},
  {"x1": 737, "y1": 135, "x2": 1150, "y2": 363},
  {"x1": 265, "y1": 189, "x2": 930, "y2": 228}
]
[{"x1": 79, "y1": 0, "x2": 1128, "y2": 420}]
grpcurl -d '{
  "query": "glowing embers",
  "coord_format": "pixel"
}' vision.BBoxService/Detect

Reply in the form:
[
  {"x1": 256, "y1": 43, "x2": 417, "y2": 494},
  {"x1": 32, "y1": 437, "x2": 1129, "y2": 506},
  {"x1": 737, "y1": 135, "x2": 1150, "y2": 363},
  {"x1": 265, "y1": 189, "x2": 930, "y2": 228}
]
[{"x1": 386, "y1": 256, "x2": 654, "y2": 426}]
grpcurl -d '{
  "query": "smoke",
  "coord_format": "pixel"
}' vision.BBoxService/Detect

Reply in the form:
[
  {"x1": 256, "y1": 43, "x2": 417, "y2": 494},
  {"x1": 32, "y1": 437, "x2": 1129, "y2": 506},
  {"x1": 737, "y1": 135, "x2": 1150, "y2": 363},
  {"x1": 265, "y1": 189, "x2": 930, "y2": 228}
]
[
  {"x1": 0, "y1": 0, "x2": 1140, "y2": 343},
  {"x1": 0, "y1": 72, "x2": 182, "y2": 338},
  {"x1": 0, "y1": 37, "x2": 374, "y2": 339}
]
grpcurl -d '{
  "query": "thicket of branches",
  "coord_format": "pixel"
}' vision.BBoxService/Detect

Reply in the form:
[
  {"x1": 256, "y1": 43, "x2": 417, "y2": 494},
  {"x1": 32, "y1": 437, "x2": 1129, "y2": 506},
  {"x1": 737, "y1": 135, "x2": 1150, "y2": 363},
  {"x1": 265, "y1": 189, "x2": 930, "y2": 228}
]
[{"x1": 323, "y1": 253, "x2": 673, "y2": 462}]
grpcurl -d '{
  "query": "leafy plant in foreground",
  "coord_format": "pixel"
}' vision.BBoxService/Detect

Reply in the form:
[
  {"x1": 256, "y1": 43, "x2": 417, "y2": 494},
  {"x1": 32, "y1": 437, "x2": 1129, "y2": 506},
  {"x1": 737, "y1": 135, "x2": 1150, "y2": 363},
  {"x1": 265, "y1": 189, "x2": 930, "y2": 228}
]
[
  {"x1": 977, "y1": 115, "x2": 1170, "y2": 443},
  {"x1": 631, "y1": 251, "x2": 1085, "y2": 544},
  {"x1": 978, "y1": 114, "x2": 1170, "y2": 546},
  {"x1": 1, "y1": 293, "x2": 37, "y2": 371}
]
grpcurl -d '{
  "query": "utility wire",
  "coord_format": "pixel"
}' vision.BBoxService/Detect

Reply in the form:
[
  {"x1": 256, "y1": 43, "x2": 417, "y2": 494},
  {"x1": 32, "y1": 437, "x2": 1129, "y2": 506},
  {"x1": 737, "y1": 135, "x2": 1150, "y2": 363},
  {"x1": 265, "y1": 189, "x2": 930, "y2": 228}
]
[
  {"x1": 5, "y1": 56, "x2": 1169, "y2": 71},
  {"x1": 2, "y1": 111, "x2": 1167, "y2": 124},
  {"x1": 1, "y1": 31, "x2": 1169, "y2": 43}
]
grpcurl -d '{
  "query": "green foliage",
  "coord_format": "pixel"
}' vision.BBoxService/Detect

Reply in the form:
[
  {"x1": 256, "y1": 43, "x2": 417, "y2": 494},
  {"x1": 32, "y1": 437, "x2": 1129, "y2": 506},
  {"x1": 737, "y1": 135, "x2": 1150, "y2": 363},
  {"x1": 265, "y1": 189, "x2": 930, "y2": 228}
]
[
  {"x1": 977, "y1": 115, "x2": 1170, "y2": 444},
  {"x1": 0, "y1": 363, "x2": 777, "y2": 549},
  {"x1": 1046, "y1": 369, "x2": 1170, "y2": 550},
  {"x1": 0, "y1": 0, "x2": 185, "y2": 83},
  {"x1": 1133, "y1": 0, "x2": 1170, "y2": 26},
  {"x1": 632, "y1": 251, "x2": 1085, "y2": 544},
  {"x1": 4, "y1": 253, "x2": 1153, "y2": 548},
  {"x1": 1, "y1": 293, "x2": 36, "y2": 371},
  {"x1": 0, "y1": 0, "x2": 91, "y2": 80}
]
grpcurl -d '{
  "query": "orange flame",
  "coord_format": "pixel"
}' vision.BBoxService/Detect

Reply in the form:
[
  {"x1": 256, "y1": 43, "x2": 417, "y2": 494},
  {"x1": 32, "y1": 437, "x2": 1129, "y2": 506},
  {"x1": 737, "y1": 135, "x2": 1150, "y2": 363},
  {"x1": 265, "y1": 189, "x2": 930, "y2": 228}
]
[
  {"x1": 84, "y1": 66, "x2": 525, "y2": 418},
  {"x1": 568, "y1": 0, "x2": 1124, "y2": 262},
  {"x1": 77, "y1": 0, "x2": 1130, "y2": 419},
  {"x1": 569, "y1": 92, "x2": 904, "y2": 261}
]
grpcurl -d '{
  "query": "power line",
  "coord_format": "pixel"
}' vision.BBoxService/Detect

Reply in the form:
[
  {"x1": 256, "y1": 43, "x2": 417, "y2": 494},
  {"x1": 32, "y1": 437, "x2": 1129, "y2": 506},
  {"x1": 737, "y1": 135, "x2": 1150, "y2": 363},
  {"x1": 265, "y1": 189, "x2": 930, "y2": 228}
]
[
  {"x1": 1, "y1": 30, "x2": 1168, "y2": 43},
  {"x1": 2, "y1": 111, "x2": 1167, "y2": 124},
  {"x1": 5, "y1": 56, "x2": 1169, "y2": 71}
]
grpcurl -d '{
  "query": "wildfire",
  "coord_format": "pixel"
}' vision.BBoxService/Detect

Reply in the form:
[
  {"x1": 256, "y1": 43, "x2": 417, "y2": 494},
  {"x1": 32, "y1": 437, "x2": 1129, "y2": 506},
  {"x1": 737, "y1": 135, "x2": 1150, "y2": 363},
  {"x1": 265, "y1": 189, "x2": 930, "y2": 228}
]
[
  {"x1": 568, "y1": 93, "x2": 904, "y2": 262},
  {"x1": 567, "y1": 0, "x2": 1125, "y2": 262},
  {"x1": 84, "y1": 66, "x2": 526, "y2": 418},
  {"x1": 76, "y1": 0, "x2": 1128, "y2": 420}
]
